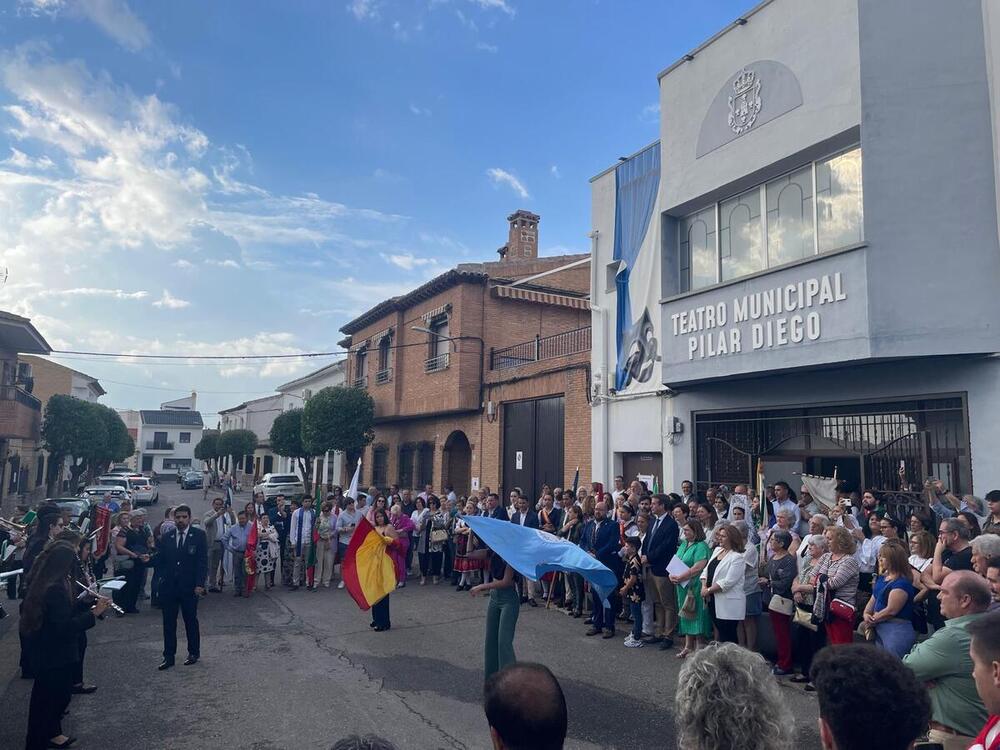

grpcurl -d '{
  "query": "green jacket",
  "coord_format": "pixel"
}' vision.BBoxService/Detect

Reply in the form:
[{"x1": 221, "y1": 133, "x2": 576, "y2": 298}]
[{"x1": 902, "y1": 612, "x2": 988, "y2": 736}]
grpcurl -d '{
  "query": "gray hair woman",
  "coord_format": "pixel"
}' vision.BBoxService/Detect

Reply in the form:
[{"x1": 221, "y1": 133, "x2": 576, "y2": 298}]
[
  {"x1": 675, "y1": 642, "x2": 794, "y2": 750},
  {"x1": 790, "y1": 533, "x2": 828, "y2": 689}
]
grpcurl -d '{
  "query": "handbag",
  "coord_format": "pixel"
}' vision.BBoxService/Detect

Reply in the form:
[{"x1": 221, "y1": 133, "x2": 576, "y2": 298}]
[
  {"x1": 793, "y1": 604, "x2": 817, "y2": 631},
  {"x1": 829, "y1": 597, "x2": 856, "y2": 623},
  {"x1": 430, "y1": 529, "x2": 448, "y2": 545},
  {"x1": 768, "y1": 594, "x2": 795, "y2": 616},
  {"x1": 680, "y1": 587, "x2": 698, "y2": 619}
]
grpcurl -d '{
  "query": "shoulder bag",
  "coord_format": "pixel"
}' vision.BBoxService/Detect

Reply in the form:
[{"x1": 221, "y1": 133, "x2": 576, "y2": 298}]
[{"x1": 768, "y1": 594, "x2": 795, "y2": 616}]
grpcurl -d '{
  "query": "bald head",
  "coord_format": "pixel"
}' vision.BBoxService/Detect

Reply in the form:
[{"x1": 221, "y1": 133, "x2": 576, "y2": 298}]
[
  {"x1": 940, "y1": 570, "x2": 992, "y2": 619},
  {"x1": 484, "y1": 663, "x2": 566, "y2": 750}
]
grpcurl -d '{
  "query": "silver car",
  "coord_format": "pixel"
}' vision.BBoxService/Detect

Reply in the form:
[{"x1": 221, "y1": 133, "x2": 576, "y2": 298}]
[{"x1": 253, "y1": 473, "x2": 305, "y2": 502}]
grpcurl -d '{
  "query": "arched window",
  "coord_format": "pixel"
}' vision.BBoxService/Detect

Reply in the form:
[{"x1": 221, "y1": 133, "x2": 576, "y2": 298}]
[{"x1": 376, "y1": 335, "x2": 392, "y2": 384}]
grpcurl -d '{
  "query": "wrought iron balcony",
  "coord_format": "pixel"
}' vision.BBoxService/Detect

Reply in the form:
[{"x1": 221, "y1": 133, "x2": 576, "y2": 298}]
[
  {"x1": 424, "y1": 353, "x2": 450, "y2": 372},
  {"x1": 490, "y1": 326, "x2": 591, "y2": 370}
]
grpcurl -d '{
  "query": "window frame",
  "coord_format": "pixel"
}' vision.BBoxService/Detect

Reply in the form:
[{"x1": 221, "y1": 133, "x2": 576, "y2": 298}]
[
  {"x1": 677, "y1": 145, "x2": 862, "y2": 294},
  {"x1": 179, "y1": 432, "x2": 191, "y2": 444}
]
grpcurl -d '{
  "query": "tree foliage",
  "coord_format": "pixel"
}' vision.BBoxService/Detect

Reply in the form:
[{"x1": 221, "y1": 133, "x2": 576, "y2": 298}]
[
  {"x1": 42, "y1": 395, "x2": 132, "y2": 492},
  {"x1": 217, "y1": 429, "x2": 258, "y2": 470},
  {"x1": 269, "y1": 409, "x2": 308, "y2": 460},
  {"x1": 194, "y1": 430, "x2": 220, "y2": 463},
  {"x1": 302, "y1": 386, "x2": 375, "y2": 457}
]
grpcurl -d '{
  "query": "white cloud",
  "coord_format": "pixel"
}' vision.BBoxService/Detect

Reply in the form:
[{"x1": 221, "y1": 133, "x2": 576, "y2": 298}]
[
  {"x1": 151, "y1": 289, "x2": 190, "y2": 309},
  {"x1": 486, "y1": 167, "x2": 529, "y2": 199},
  {"x1": 380, "y1": 252, "x2": 437, "y2": 271},
  {"x1": 468, "y1": 0, "x2": 515, "y2": 17},
  {"x1": 0, "y1": 49, "x2": 406, "y2": 275},
  {"x1": 21, "y1": 0, "x2": 152, "y2": 52},
  {"x1": 409, "y1": 103, "x2": 432, "y2": 117},
  {"x1": 3, "y1": 147, "x2": 55, "y2": 170},
  {"x1": 34, "y1": 286, "x2": 148, "y2": 300},
  {"x1": 346, "y1": 0, "x2": 379, "y2": 22},
  {"x1": 205, "y1": 258, "x2": 240, "y2": 269},
  {"x1": 550, "y1": 164, "x2": 560, "y2": 179},
  {"x1": 475, "y1": 41, "x2": 498, "y2": 53},
  {"x1": 639, "y1": 101, "x2": 660, "y2": 123},
  {"x1": 172, "y1": 258, "x2": 193, "y2": 269}
]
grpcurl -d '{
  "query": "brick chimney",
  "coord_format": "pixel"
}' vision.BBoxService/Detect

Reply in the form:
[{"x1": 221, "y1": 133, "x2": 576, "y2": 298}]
[{"x1": 499, "y1": 209, "x2": 539, "y2": 261}]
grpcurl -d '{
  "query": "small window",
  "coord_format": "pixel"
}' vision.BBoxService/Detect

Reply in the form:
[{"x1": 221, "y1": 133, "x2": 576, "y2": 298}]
[
  {"x1": 354, "y1": 347, "x2": 369, "y2": 387},
  {"x1": 426, "y1": 318, "x2": 450, "y2": 372},
  {"x1": 679, "y1": 206, "x2": 717, "y2": 292},
  {"x1": 373, "y1": 445, "x2": 388, "y2": 489},
  {"x1": 179, "y1": 432, "x2": 191, "y2": 444},
  {"x1": 398, "y1": 444, "x2": 415, "y2": 488},
  {"x1": 303, "y1": 388, "x2": 313, "y2": 400},
  {"x1": 816, "y1": 148, "x2": 863, "y2": 252},
  {"x1": 377, "y1": 336, "x2": 392, "y2": 383}
]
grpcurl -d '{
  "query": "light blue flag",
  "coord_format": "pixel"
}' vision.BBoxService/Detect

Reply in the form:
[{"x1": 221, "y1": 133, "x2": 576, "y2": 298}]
[{"x1": 464, "y1": 516, "x2": 618, "y2": 604}]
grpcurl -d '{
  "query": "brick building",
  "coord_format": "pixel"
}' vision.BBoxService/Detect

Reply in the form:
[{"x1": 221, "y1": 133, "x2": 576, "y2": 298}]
[{"x1": 339, "y1": 210, "x2": 592, "y2": 498}]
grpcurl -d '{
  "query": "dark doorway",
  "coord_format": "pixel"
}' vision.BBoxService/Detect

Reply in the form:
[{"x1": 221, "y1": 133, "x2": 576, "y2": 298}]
[
  {"x1": 443, "y1": 431, "x2": 472, "y2": 495},
  {"x1": 141, "y1": 455, "x2": 153, "y2": 472},
  {"x1": 263, "y1": 455, "x2": 274, "y2": 475},
  {"x1": 502, "y1": 395, "x2": 564, "y2": 500},
  {"x1": 622, "y1": 453, "x2": 663, "y2": 492}
]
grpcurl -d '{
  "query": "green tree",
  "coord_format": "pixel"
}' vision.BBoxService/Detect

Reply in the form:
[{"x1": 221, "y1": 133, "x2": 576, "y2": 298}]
[
  {"x1": 302, "y1": 386, "x2": 375, "y2": 459},
  {"x1": 269, "y1": 408, "x2": 312, "y2": 480},
  {"x1": 41, "y1": 397, "x2": 131, "y2": 492},
  {"x1": 217, "y1": 429, "x2": 258, "y2": 475},
  {"x1": 194, "y1": 430, "x2": 220, "y2": 468}
]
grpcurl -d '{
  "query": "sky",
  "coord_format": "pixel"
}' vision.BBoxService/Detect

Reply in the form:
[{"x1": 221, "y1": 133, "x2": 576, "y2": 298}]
[{"x1": 0, "y1": 0, "x2": 748, "y2": 424}]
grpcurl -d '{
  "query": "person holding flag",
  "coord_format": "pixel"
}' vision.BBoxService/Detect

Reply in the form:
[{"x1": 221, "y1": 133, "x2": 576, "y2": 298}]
[
  {"x1": 469, "y1": 545, "x2": 518, "y2": 680},
  {"x1": 342, "y1": 509, "x2": 398, "y2": 631}
]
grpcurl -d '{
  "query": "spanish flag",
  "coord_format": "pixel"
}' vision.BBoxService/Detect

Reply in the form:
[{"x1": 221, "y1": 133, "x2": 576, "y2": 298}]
[{"x1": 342, "y1": 516, "x2": 396, "y2": 611}]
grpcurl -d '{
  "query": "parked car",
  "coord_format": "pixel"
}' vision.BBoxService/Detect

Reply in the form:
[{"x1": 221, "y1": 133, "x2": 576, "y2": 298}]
[
  {"x1": 254, "y1": 473, "x2": 305, "y2": 502},
  {"x1": 51, "y1": 498, "x2": 90, "y2": 527},
  {"x1": 181, "y1": 470, "x2": 203, "y2": 490},
  {"x1": 128, "y1": 476, "x2": 158, "y2": 505},
  {"x1": 80, "y1": 485, "x2": 130, "y2": 504},
  {"x1": 97, "y1": 475, "x2": 132, "y2": 495},
  {"x1": 105, "y1": 466, "x2": 133, "y2": 476}
]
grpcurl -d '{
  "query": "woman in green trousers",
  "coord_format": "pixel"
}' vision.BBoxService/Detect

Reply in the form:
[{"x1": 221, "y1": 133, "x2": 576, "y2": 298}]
[{"x1": 470, "y1": 548, "x2": 518, "y2": 680}]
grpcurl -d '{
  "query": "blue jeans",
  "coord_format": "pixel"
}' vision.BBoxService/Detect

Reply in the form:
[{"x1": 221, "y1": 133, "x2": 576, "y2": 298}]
[
  {"x1": 630, "y1": 601, "x2": 643, "y2": 640},
  {"x1": 875, "y1": 619, "x2": 916, "y2": 658}
]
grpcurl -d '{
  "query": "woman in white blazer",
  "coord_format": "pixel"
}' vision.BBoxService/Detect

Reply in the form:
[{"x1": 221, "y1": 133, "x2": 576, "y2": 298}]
[{"x1": 700, "y1": 523, "x2": 747, "y2": 643}]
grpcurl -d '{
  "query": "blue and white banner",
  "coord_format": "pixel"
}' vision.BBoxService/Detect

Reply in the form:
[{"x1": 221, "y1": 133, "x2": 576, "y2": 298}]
[{"x1": 464, "y1": 516, "x2": 618, "y2": 603}]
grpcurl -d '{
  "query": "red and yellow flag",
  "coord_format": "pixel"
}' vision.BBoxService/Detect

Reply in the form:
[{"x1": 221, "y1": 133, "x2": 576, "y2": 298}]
[{"x1": 342, "y1": 516, "x2": 395, "y2": 611}]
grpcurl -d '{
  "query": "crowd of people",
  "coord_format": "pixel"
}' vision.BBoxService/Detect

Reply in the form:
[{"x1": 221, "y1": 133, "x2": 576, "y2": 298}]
[{"x1": 4, "y1": 469, "x2": 1000, "y2": 749}]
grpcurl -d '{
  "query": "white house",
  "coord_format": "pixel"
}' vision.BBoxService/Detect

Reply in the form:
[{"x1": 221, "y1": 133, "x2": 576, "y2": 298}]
[
  {"x1": 136, "y1": 393, "x2": 204, "y2": 477},
  {"x1": 218, "y1": 393, "x2": 284, "y2": 481}
]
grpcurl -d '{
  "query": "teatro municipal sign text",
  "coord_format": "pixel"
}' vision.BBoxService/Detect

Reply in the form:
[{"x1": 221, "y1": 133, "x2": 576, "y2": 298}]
[{"x1": 670, "y1": 273, "x2": 849, "y2": 360}]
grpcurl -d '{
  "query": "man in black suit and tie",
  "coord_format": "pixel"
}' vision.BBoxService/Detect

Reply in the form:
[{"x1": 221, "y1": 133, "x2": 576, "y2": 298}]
[
  {"x1": 641, "y1": 494, "x2": 680, "y2": 650},
  {"x1": 155, "y1": 504, "x2": 208, "y2": 670}
]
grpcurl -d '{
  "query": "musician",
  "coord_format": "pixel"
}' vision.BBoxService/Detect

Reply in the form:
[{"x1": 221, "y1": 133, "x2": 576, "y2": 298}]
[
  {"x1": 19, "y1": 508, "x2": 64, "y2": 679},
  {"x1": 20, "y1": 540, "x2": 107, "y2": 750},
  {"x1": 55, "y1": 529, "x2": 99, "y2": 695},
  {"x1": 155, "y1": 505, "x2": 207, "y2": 670}
]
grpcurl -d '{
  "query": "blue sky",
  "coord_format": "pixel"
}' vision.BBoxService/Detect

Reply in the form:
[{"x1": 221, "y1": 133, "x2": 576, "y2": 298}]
[{"x1": 0, "y1": 0, "x2": 746, "y2": 423}]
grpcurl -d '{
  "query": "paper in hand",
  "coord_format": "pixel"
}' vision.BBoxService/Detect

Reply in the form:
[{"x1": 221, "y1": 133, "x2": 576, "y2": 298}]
[{"x1": 666, "y1": 555, "x2": 691, "y2": 588}]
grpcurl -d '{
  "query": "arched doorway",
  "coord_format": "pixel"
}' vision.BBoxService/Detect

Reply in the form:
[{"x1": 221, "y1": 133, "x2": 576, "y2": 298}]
[{"x1": 443, "y1": 430, "x2": 472, "y2": 495}]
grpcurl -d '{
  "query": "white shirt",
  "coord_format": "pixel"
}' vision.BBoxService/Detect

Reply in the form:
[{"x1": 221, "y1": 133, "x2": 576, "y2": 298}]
[
  {"x1": 289, "y1": 508, "x2": 315, "y2": 545},
  {"x1": 515, "y1": 512, "x2": 528, "y2": 526}
]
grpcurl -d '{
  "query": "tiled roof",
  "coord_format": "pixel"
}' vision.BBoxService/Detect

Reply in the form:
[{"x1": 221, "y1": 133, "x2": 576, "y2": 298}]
[{"x1": 140, "y1": 410, "x2": 204, "y2": 427}]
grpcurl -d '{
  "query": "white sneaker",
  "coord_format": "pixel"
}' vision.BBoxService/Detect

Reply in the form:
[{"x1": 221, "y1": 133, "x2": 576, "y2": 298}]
[
  {"x1": 337, "y1": 581, "x2": 345, "y2": 589},
  {"x1": 623, "y1": 635, "x2": 644, "y2": 648}
]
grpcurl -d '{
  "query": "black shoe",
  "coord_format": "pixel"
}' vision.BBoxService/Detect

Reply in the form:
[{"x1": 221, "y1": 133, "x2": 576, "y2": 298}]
[
  {"x1": 520, "y1": 596, "x2": 528, "y2": 603},
  {"x1": 602, "y1": 629, "x2": 616, "y2": 639},
  {"x1": 527, "y1": 599, "x2": 538, "y2": 608},
  {"x1": 804, "y1": 683, "x2": 816, "y2": 692},
  {"x1": 585, "y1": 627, "x2": 602, "y2": 636},
  {"x1": 158, "y1": 660, "x2": 175, "y2": 671},
  {"x1": 290, "y1": 585, "x2": 299, "y2": 591},
  {"x1": 184, "y1": 656, "x2": 198, "y2": 666},
  {"x1": 374, "y1": 624, "x2": 390, "y2": 632},
  {"x1": 47, "y1": 737, "x2": 76, "y2": 748},
  {"x1": 573, "y1": 611, "x2": 582, "y2": 618},
  {"x1": 659, "y1": 637, "x2": 675, "y2": 651},
  {"x1": 370, "y1": 621, "x2": 377, "y2": 628},
  {"x1": 71, "y1": 684, "x2": 98, "y2": 694}
]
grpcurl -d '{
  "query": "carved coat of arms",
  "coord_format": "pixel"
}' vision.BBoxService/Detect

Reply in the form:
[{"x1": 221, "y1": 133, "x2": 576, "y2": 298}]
[{"x1": 727, "y1": 67, "x2": 762, "y2": 135}]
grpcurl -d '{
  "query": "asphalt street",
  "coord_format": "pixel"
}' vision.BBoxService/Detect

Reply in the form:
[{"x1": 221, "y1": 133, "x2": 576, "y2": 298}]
[{"x1": 0, "y1": 483, "x2": 822, "y2": 749}]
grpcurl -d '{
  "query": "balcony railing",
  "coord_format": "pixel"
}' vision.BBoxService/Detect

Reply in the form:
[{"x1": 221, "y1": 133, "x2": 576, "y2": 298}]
[
  {"x1": 352, "y1": 374, "x2": 368, "y2": 388},
  {"x1": 0, "y1": 385, "x2": 42, "y2": 440},
  {"x1": 490, "y1": 326, "x2": 591, "y2": 370},
  {"x1": 145, "y1": 441, "x2": 174, "y2": 451},
  {"x1": 375, "y1": 368, "x2": 392, "y2": 384},
  {"x1": 425, "y1": 352, "x2": 450, "y2": 372}
]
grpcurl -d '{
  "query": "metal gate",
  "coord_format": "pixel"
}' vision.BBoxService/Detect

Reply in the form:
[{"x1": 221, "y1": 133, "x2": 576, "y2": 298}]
[
  {"x1": 695, "y1": 397, "x2": 969, "y2": 502},
  {"x1": 502, "y1": 395, "x2": 565, "y2": 499}
]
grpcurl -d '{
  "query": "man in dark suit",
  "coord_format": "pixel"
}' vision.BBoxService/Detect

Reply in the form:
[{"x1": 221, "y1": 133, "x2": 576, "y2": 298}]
[
  {"x1": 155, "y1": 504, "x2": 208, "y2": 670},
  {"x1": 641, "y1": 494, "x2": 680, "y2": 649},
  {"x1": 585, "y1": 500, "x2": 623, "y2": 638},
  {"x1": 488, "y1": 493, "x2": 509, "y2": 522},
  {"x1": 509, "y1": 496, "x2": 539, "y2": 529}
]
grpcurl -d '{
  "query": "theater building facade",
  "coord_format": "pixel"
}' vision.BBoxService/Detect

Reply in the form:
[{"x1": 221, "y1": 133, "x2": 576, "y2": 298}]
[{"x1": 592, "y1": 0, "x2": 1000, "y2": 500}]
